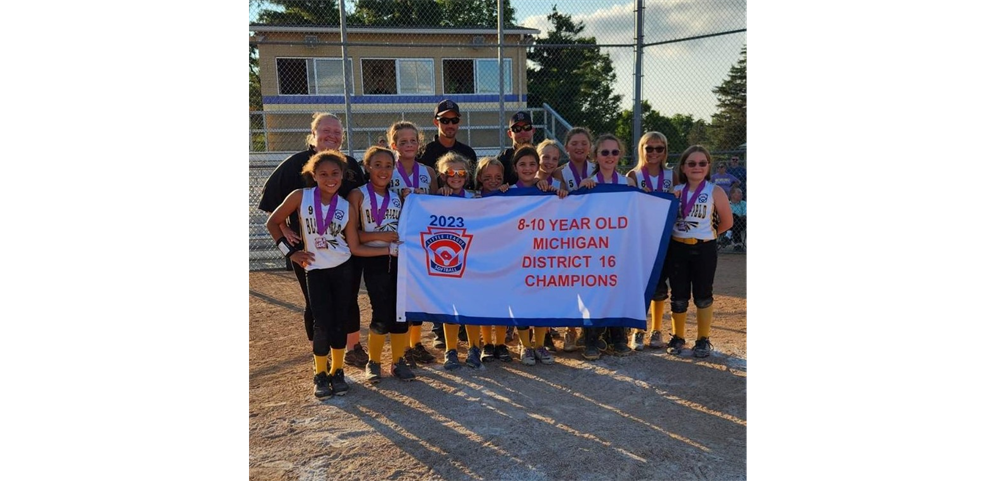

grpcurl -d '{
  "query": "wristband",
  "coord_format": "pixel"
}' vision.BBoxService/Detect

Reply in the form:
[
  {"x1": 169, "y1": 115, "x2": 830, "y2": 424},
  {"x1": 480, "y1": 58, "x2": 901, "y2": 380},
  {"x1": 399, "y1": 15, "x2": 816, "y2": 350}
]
[
  {"x1": 276, "y1": 237, "x2": 295, "y2": 258},
  {"x1": 389, "y1": 242, "x2": 400, "y2": 257}
]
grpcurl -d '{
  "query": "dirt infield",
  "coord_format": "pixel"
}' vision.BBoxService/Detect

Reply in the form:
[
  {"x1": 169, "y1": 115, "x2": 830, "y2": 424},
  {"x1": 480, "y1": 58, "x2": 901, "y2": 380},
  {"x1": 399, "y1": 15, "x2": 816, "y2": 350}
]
[{"x1": 249, "y1": 253, "x2": 746, "y2": 480}]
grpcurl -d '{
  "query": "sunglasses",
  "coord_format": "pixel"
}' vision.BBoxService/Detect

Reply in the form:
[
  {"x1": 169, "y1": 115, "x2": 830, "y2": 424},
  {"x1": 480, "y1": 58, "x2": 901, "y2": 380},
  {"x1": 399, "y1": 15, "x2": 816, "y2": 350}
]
[
  {"x1": 436, "y1": 117, "x2": 461, "y2": 125},
  {"x1": 510, "y1": 124, "x2": 533, "y2": 133},
  {"x1": 445, "y1": 169, "x2": 467, "y2": 178},
  {"x1": 644, "y1": 146, "x2": 666, "y2": 153},
  {"x1": 685, "y1": 161, "x2": 709, "y2": 168},
  {"x1": 599, "y1": 149, "x2": 620, "y2": 157}
]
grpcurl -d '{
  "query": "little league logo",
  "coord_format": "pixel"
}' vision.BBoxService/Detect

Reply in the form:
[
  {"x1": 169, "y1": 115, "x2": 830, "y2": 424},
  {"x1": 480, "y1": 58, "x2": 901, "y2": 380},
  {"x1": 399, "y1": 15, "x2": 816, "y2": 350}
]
[{"x1": 421, "y1": 227, "x2": 473, "y2": 278}]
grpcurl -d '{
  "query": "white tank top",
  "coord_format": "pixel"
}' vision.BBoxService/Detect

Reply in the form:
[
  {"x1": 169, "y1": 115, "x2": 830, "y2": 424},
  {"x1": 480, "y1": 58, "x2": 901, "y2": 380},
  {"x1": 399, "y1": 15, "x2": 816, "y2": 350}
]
[
  {"x1": 672, "y1": 181, "x2": 717, "y2": 241},
  {"x1": 633, "y1": 168, "x2": 674, "y2": 192},
  {"x1": 299, "y1": 187, "x2": 352, "y2": 271},
  {"x1": 359, "y1": 185, "x2": 403, "y2": 248},
  {"x1": 584, "y1": 170, "x2": 627, "y2": 185},
  {"x1": 561, "y1": 161, "x2": 593, "y2": 191},
  {"x1": 389, "y1": 161, "x2": 432, "y2": 194}
]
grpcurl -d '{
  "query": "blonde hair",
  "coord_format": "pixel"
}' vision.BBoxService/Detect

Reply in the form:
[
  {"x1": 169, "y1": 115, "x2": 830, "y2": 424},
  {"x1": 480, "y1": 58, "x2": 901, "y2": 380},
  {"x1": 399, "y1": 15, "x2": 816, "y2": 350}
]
[
  {"x1": 305, "y1": 112, "x2": 342, "y2": 147},
  {"x1": 386, "y1": 120, "x2": 423, "y2": 146},
  {"x1": 475, "y1": 156, "x2": 504, "y2": 186},
  {"x1": 435, "y1": 151, "x2": 471, "y2": 178},
  {"x1": 635, "y1": 131, "x2": 669, "y2": 170}
]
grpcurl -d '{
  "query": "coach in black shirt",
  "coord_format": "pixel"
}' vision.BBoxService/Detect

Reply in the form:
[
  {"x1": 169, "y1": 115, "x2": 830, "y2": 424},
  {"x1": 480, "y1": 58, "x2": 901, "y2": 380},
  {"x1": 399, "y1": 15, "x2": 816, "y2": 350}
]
[{"x1": 417, "y1": 99, "x2": 478, "y2": 188}]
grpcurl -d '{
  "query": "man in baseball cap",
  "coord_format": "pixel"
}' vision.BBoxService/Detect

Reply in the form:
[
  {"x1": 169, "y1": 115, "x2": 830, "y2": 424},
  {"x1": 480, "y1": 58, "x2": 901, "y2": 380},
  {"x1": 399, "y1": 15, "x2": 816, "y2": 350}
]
[
  {"x1": 434, "y1": 99, "x2": 461, "y2": 117},
  {"x1": 497, "y1": 111, "x2": 537, "y2": 184}
]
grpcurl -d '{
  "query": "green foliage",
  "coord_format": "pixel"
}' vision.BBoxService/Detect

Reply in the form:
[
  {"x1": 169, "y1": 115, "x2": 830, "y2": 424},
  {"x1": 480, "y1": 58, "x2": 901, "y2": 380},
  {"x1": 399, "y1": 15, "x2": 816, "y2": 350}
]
[
  {"x1": 527, "y1": 8, "x2": 622, "y2": 138},
  {"x1": 615, "y1": 101, "x2": 712, "y2": 163},
  {"x1": 255, "y1": 0, "x2": 341, "y2": 25},
  {"x1": 708, "y1": 45, "x2": 746, "y2": 150},
  {"x1": 249, "y1": 44, "x2": 262, "y2": 111}
]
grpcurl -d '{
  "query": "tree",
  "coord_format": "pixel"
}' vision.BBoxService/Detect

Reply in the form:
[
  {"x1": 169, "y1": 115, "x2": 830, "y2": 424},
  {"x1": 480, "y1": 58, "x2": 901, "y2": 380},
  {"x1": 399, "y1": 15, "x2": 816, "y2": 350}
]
[
  {"x1": 616, "y1": 102, "x2": 711, "y2": 165},
  {"x1": 254, "y1": 0, "x2": 341, "y2": 25},
  {"x1": 527, "y1": 8, "x2": 622, "y2": 138},
  {"x1": 436, "y1": 0, "x2": 517, "y2": 27},
  {"x1": 708, "y1": 45, "x2": 746, "y2": 150}
]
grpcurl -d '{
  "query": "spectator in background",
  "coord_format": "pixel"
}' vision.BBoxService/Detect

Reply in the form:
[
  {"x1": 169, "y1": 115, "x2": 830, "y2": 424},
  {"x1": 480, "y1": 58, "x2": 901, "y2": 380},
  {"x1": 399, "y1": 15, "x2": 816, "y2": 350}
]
[
  {"x1": 729, "y1": 187, "x2": 747, "y2": 252},
  {"x1": 729, "y1": 155, "x2": 746, "y2": 186},
  {"x1": 497, "y1": 111, "x2": 537, "y2": 185},
  {"x1": 376, "y1": 136, "x2": 388, "y2": 148},
  {"x1": 710, "y1": 162, "x2": 740, "y2": 196}
]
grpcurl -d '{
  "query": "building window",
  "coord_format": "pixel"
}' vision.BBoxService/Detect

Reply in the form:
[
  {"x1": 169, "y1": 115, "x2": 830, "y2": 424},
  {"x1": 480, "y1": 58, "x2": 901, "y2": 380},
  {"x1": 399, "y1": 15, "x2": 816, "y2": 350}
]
[
  {"x1": 277, "y1": 58, "x2": 308, "y2": 95},
  {"x1": 276, "y1": 57, "x2": 353, "y2": 95},
  {"x1": 443, "y1": 60, "x2": 474, "y2": 94},
  {"x1": 443, "y1": 58, "x2": 512, "y2": 94},
  {"x1": 476, "y1": 59, "x2": 512, "y2": 94},
  {"x1": 362, "y1": 59, "x2": 435, "y2": 95}
]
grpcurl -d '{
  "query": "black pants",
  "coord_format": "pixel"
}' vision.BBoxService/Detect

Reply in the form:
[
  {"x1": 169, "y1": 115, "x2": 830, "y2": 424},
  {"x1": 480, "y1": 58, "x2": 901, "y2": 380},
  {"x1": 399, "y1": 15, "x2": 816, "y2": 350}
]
[
  {"x1": 668, "y1": 239, "x2": 718, "y2": 313},
  {"x1": 362, "y1": 256, "x2": 409, "y2": 335},
  {"x1": 652, "y1": 252, "x2": 671, "y2": 302},
  {"x1": 305, "y1": 262, "x2": 353, "y2": 355},
  {"x1": 295, "y1": 256, "x2": 361, "y2": 341}
]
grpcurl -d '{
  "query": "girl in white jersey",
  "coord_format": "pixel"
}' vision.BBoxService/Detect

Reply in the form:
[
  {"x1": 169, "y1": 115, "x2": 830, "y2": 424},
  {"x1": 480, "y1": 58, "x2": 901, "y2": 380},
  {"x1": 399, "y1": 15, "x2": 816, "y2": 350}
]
[
  {"x1": 511, "y1": 146, "x2": 568, "y2": 198},
  {"x1": 436, "y1": 152, "x2": 477, "y2": 198},
  {"x1": 385, "y1": 121, "x2": 437, "y2": 366},
  {"x1": 667, "y1": 145, "x2": 733, "y2": 358},
  {"x1": 507, "y1": 146, "x2": 565, "y2": 367},
  {"x1": 576, "y1": 134, "x2": 635, "y2": 361},
  {"x1": 432, "y1": 152, "x2": 486, "y2": 371},
  {"x1": 555, "y1": 127, "x2": 594, "y2": 352},
  {"x1": 388, "y1": 121, "x2": 438, "y2": 200},
  {"x1": 266, "y1": 151, "x2": 395, "y2": 398},
  {"x1": 626, "y1": 131, "x2": 676, "y2": 351},
  {"x1": 535, "y1": 139, "x2": 566, "y2": 192},
  {"x1": 347, "y1": 146, "x2": 416, "y2": 383},
  {"x1": 474, "y1": 157, "x2": 514, "y2": 363},
  {"x1": 580, "y1": 134, "x2": 637, "y2": 189},
  {"x1": 557, "y1": 126, "x2": 595, "y2": 192}
]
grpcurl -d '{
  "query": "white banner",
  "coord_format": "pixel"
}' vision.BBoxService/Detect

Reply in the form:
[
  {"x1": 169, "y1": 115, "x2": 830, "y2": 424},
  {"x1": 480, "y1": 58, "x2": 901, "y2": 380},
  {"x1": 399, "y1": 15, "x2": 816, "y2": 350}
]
[{"x1": 396, "y1": 184, "x2": 678, "y2": 328}]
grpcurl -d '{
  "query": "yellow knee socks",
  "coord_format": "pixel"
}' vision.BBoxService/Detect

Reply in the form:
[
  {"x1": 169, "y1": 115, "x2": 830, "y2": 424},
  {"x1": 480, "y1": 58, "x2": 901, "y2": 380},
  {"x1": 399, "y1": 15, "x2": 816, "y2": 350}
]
[
  {"x1": 444, "y1": 324, "x2": 460, "y2": 351},
  {"x1": 409, "y1": 324, "x2": 422, "y2": 348},
  {"x1": 390, "y1": 333, "x2": 408, "y2": 364},
  {"x1": 466, "y1": 325, "x2": 482, "y2": 348},
  {"x1": 330, "y1": 348, "x2": 345, "y2": 373},
  {"x1": 313, "y1": 355, "x2": 328, "y2": 375},
  {"x1": 368, "y1": 333, "x2": 386, "y2": 364},
  {"x1": 697, "y1": 305, "x2": 713, "y2": 340},
  {"x1": 672, "y1": 312, "x2": 687, "y2": 339},
  {"x1": 651, "y1": 300, "x2": 666, "y2": 332}
]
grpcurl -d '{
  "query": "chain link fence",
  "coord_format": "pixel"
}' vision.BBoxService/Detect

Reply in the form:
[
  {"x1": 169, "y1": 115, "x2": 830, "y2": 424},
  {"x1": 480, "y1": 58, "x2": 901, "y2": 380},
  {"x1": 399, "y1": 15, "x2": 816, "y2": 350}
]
[{"x1": 249, "y1": 0, "x2": 747, "y2": 270}]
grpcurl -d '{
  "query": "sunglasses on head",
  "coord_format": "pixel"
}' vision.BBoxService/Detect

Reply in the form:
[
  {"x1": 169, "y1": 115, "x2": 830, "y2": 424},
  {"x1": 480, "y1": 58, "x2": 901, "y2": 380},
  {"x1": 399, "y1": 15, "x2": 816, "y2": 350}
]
[
  {"x1": 445, "y1": 169, "x2": 467, "y2": 178},
  {"x1": 599, "y1": 149, "x2": 620, "y2": 157},
  {"x1": 510, "y1": 124, "x2": 533, "y2": 133},
  {"x1": 685, "y1": 160, "x2": 709, "y2": 168},
  {"x1": 644, "y1": 146, "x2": 666, "y2": 153},
  {"x1": 436, "y1": 116, "x2": 461, "y2": 125}
]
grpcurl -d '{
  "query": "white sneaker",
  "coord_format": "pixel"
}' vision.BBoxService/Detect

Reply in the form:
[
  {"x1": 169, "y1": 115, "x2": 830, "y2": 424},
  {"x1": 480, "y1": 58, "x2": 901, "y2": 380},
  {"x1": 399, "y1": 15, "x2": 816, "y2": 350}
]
[
  {"x1": 521, "y1": 347, "x2": 536, "y2": 366},
  {"x1": 534, "y1": 346, "x2": 554, "y2": 365}
]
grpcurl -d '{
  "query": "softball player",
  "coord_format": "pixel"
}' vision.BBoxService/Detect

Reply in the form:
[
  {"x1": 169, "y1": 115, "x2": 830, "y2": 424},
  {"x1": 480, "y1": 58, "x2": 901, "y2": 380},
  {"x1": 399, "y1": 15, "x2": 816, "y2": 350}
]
[
  {"x1": 432, "y1": 152, "x2": 485, "y2": 370},
  {"x1": 347, "y1": 146, "x2": 415, "y2": 383},
  {"x1": 389, "y1": 121, "x2": 438, "y2": 199},
  {"x1": 557, "y1": 126, "x2": 595, "y2": 192},
  {"x1": 474, "y1": 157, "x2": 514, "y2": 363},
  {"x1": 265, "y1": 151, "x2": 392, "y2": 398},
  {"x1": 554, "y1": 127, "x2": 595, "y2": 353},
  {"x1": 626, "y1": 131, "x2": 675, "y2": 350},
  {"x1": 668, "y1": 145, "x2": 733, "y2": 358}
]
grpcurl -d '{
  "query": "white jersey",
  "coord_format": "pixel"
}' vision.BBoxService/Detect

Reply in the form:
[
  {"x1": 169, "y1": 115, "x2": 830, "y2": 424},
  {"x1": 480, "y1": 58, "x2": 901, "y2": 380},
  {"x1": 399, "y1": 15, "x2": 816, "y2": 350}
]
[
  {"x1": 299, "y1": 187, "x2": 352, "y2": 271},
  {"x1": 672, "y1": 181, "x2": 717, "y2": 241},
  {"x1": 446, "y1": 189, "x2": 475, "y2": 198},
  {"x1": 632, "y1": 168, "x2": 674, "y2": 192},
  {"x1": 561, "y1": 161, "x2": 593, "y2": 191},
  {"x1": 584, "y1": 170, "x2": 628, "y2": 185},
  {"x1": 389, "y1": 161, "x2": 433, "y2": 194},
  {"x1": 359, "y1": 186, "x2": 403, "y2": 247}
]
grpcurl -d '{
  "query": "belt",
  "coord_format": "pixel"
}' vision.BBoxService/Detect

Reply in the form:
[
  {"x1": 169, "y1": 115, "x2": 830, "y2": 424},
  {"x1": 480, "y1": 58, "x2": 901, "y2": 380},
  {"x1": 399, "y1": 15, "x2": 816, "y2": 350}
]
[{"x1": 671, "y1": 236, "x2": 714, "y2": 245}]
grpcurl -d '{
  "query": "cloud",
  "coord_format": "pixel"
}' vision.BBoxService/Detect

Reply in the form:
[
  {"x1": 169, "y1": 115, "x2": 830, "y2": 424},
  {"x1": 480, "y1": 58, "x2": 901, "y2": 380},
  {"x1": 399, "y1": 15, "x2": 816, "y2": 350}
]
[{"x1": 521, "y1": 0, "x2": 747, "y2": 120}]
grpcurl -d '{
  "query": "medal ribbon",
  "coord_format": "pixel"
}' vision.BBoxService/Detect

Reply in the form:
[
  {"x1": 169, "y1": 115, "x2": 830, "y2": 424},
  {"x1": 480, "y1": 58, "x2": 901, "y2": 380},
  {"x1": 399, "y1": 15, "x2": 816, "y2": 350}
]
[
  {"x1": 366, "y1": 184, "x2": 390, "y2": 227},
  {"x1": 596, "y1": 171, "x2": 619, "y2": 184},
  {"x1": 397, "y1": 161, "x2": 419, "y2": 188},
  {"x1": 680, "y1": 182, "x2": 707, "y2": 219},
  {"x1": 569, "y1": 161, "x2": 588, "y2": 187},
  {"x1": 314, "y1": 188, "x2": 339, "y2": 236},
  {"x1": 641, "y1": 167, "x2": 664, "y2": 191}
]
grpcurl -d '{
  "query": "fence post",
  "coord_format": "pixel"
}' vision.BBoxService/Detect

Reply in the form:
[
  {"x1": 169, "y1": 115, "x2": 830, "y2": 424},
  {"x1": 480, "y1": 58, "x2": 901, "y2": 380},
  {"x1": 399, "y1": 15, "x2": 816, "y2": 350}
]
[
  {"x1": 632, "y1": 0, "x2": 645, "y2": 154},
  {"x1": 498, "y1": 0, "x2": 506, "y2": 153},
  {"x1": 338, "y1": 0, "x2": 354, "y2": 156}
]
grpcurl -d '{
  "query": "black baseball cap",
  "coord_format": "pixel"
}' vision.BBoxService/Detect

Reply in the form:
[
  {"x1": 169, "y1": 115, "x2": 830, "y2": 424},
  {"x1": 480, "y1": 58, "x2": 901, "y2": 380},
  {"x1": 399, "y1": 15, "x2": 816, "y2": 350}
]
[
  {"x1": 435, "y1": 99, "x2": 460, "y2": 117},
  {"x1": 508, "y1": 111, "x2": 532, "y2": 127}
]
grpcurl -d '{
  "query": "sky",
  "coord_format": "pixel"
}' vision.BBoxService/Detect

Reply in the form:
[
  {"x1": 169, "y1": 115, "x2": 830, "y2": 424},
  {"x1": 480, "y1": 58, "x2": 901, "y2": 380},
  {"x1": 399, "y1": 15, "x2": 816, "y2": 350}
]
[{"x1": 249, "y1": 0, "x2": 747, "y2": 122}]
